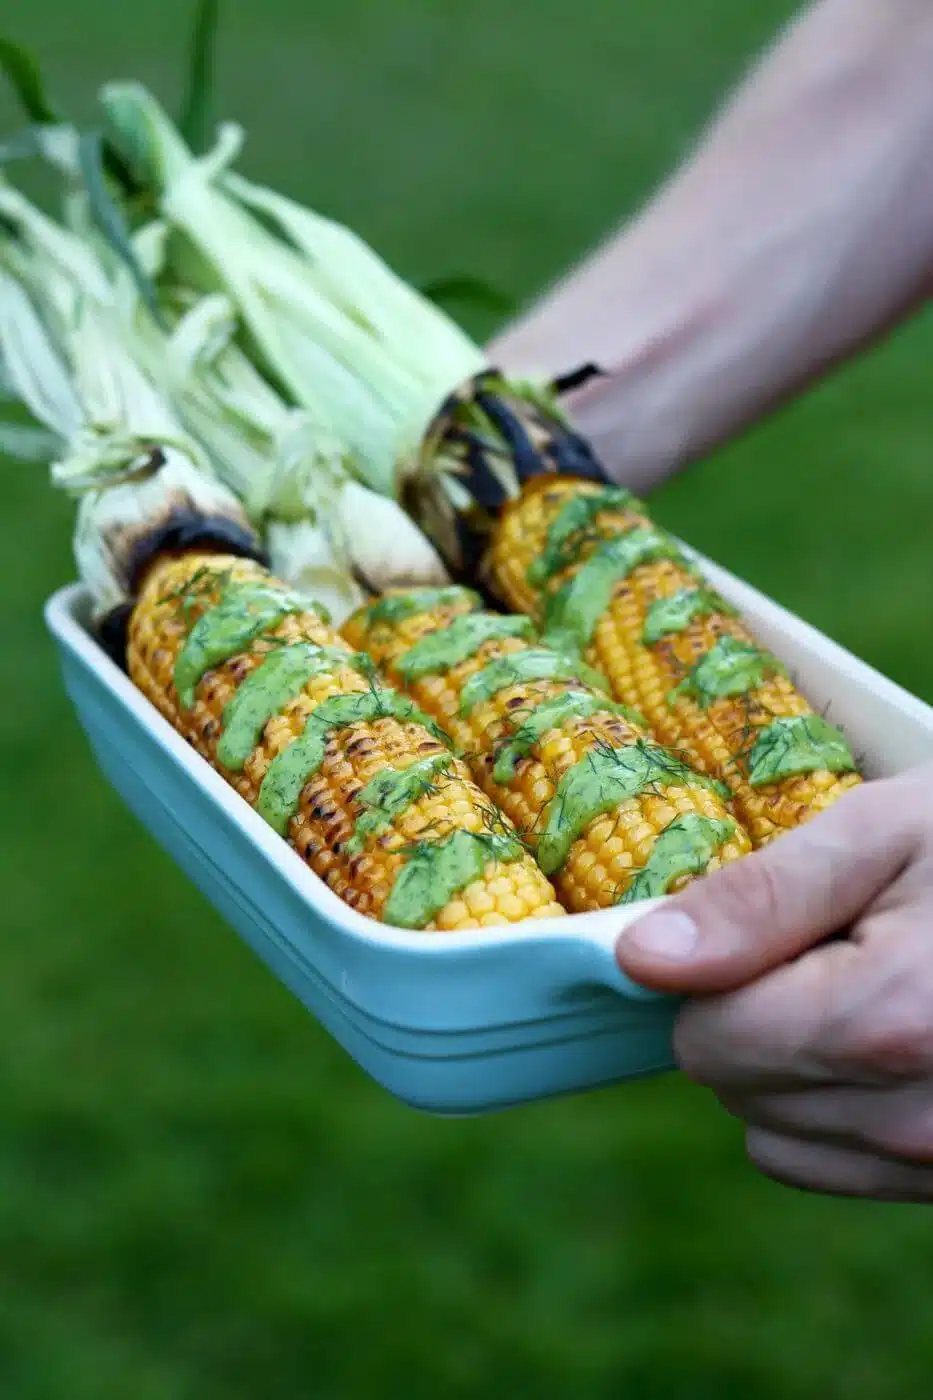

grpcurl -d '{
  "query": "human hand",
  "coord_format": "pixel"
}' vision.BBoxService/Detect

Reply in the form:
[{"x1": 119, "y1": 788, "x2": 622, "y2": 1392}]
[{"x1": 616, "y1": 764, "x2": 933, "y2": 1201}]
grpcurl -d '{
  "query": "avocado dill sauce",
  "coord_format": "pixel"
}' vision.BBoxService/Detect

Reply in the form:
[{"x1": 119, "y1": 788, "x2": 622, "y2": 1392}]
[
  {"x1": 359, "y1": 586, "x2": 482, "y2": 632},
  {"x1": 618, "y1": 815, "x2": 735, "y2": 904},
  {"x1": 536, "y1": 739, "x2": 714, "y2": 876},
  {"x1": 668, "y1": 635, "x2": 785, "y2": 709},
  {"x1": 384, "y1": 830, "x2": 523, "y2": 930},
  {"x1": 396, "y1": 613, "x2": 536, "y2": 683},
  {"x1": 257, "y1": 690, "x2": 451, "y2": 835},
  {"x1": 642, "y1": 587, "x2": 737, "y2": 646},
  {"x1": 174, "y1": 580, "x2": 320, "y2": 709},
  {"x1": 541, "y1": 528, "x2": 687, "y2": 657},
  {"x1": 492, "y1": 691, "x2": 642, "y2": 784},
  {"x1": 347, "y1": 754, "x2": 455, "y2": 854},
  {"x1": 458, "y1": 647, "x2": 610, "y2": 717},
  {"x1": 527, "y1": 486, "x2": 637, "y2": 587},
  {"x1": 217, "y1": 642, "x2": 371, "y2": 772},
  {"x1": 746, "y1": 715, "x2": 857, "y2": 788}
]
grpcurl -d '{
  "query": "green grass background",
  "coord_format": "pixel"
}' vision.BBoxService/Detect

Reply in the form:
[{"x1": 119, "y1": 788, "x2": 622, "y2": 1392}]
[{"x1": 2, "y1": 2, "x2": 933, "y2": 1396}]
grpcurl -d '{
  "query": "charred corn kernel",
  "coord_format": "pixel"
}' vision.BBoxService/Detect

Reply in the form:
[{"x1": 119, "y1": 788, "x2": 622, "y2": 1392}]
[
  {"x1": 343, "y1": 586, "x2": 751, "y2": 912},
  {"x1": 486, "y1": 477, "x2": 862, "y2": 845},
  {"x1": 128, "y1": 553, "x2": 564, "y2": 930}
]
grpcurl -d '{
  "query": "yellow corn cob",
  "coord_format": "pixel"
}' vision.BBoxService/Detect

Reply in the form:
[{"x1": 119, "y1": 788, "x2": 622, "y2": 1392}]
[
  {"x1": 342, "y1": 586, "x2": 752, "y2": 913},
  {"x1": 127, "y1": 552, "x2": 565, "y2": 930},
  {"x1": 485, "y1": 477, "x2": 862, "y2": 845}
]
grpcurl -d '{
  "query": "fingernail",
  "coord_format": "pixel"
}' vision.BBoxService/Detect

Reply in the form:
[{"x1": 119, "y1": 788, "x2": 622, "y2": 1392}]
[{"x1": 623, "y1": 910, "x2": 698, "y2": 962}]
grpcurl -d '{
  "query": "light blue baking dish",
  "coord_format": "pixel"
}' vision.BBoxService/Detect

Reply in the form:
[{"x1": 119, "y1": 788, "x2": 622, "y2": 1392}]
[{"x1": 44, "y1": 548, "x2": 933, "y2": 1115}]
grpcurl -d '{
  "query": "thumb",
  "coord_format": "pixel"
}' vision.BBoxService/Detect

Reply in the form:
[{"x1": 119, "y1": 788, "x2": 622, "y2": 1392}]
[{"x1": 616, "y1": 776, "x2": 918, "y2": 995}]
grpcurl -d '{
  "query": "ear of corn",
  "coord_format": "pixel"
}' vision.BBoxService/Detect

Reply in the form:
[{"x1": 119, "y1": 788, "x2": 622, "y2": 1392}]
[
  {"x1": 129, "y1": 552, "x2": 565, "y2": 930},
  {"x1": 342, "y1": 587, "x2": 752, "y2": 913},
  {"x1": 485, "y1": 477, "x2": 862, "y2": 846},
  {"x1": 0, "y1": 182, "x2": 564, "y2": 934}
]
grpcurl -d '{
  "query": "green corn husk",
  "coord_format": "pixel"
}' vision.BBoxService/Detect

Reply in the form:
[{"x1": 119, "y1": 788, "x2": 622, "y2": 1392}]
[
  {"x1": 99, "y1": 83, "x2": 480, "y2": 498},
  {"x1": 0, "y1": 181, "x2": 255, "y2": 619},
  {"x1": 0, "y1": 166, "x2": 450, "y2": 621},
  {"x1": 96, "y1": 83, "x2": 605, "y2": 577},
  {"x1": 97, "y1": 217, "x2": 452, "y2": 617},
  {"x1": 132, "y1": 284, "x2": 453, "y2": 621}
]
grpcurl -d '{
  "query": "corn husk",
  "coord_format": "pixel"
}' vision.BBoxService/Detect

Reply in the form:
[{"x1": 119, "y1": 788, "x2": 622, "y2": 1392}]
[
  {"x1": 0, "y1": 184, "x2": 256, "y2": 618},
  {"x1": 101, "y1": 84, "x2": 459, "y2": 497},
  {"x1": 109, "y1": 254, "x2": 450, "y2": 620},
  {"x1": 96, "y1": 83, "x2": 605, "y2": 574}
]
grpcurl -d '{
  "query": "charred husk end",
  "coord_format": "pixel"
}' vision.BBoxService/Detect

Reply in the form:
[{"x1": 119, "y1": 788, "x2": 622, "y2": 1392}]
[
  {"x1": 405, "y1": 369, "x2": 608, "y2": 577},
  {"x1": 96, "y1": 507, "x2": 267, "y2": 668},
  {"x1": 122, "y1": 507, "x2": 267, "y2": 596}
]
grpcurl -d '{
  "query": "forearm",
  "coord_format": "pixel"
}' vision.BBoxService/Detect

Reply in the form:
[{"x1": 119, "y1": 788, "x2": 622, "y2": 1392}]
[{"x1": 488, "y1": 0, "x2": 933, "y2": 490}]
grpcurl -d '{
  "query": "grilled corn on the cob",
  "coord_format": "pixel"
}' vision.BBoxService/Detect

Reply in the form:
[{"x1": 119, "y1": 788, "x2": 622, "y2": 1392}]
[
  {"x1": 486, "y1": 477, "x2": 862, "y2": 845},
  {"x1": 129, "y1": 552, "x2": 565, "y2": 929},
  {"x1": 52, "y1": 88, "x2": 859, "y2": 860},
  {"x1": 342, "y1": 586, "x2": 752, "y2": 912},
  {"x1": 0, "y1": 227, "x2": 564, "y2": 935}
]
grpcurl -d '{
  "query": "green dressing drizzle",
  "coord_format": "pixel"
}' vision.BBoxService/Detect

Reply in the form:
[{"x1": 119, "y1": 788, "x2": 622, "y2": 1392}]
[
  {"x1": 360, "y1": 586, "x2": 481, "y2": 630},
  {"x1": 528, "y1": 486, "x2": 636, "y2": 586},
  {"x1": 536, "y1": 740, "x2": 705, "y2": 875},
  {"x1": 175, "y1": 581, "x2": 312, "y2": 709},
  {"x1": 618, "y1": 814, "x2": 735, "y2": 904},
  {"x1": 257, "y1": 690, "x2": 451, "y2": 835},
  {"x1": 492, "y1": 691, "x2": 641, "y2": 783},
  {"x1": 384, "y1": 830, "x2": 522, "y2": 930},
  {"x1": 458, "y1": 647, "x2": 609, "y2": 717},
  {"x1": 668, "y1": 635, "x2": 784, "y2": 709},
  {"x1": 347, "y1": 754, "x2": 454, "y2": 855},
  {"x1": 642, "y1": 587, "x2": 737, "y2": 645},
  {"x1": 397, "y1": 613, "x2": 535, "y2": 682},
  {"x1": 746, "y1": 715, "x2": 856, "y2": 788},
  {"x1": 217, "y1": 642, "x2": 367, "y2": 772},
  {"x1": 541, "y1": 528, "x2": 686, "y2": 656}
]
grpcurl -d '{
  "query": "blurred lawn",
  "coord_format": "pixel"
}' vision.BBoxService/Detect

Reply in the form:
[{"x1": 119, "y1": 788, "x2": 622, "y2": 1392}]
[{"x1": 2, "y1": 2, "x2": 933, "y2": 1397}]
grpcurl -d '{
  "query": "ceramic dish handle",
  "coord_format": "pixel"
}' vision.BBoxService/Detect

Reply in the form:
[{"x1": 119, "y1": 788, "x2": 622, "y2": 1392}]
[{"x1": 581, "y1": 904, "x2": 675, "y2": 1003}]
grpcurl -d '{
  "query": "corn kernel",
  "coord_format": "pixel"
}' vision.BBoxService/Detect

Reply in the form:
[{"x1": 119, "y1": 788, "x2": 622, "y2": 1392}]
[
  {"x1": 437, "y1": 900, "x2": 469, "y2": 930},
  {"x1": 498, "y1": 893, "x2": 527, "y2": 921},
  {"x1": 464, "y1": 884, "x2": 495, "y2": 916}
]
